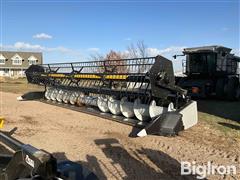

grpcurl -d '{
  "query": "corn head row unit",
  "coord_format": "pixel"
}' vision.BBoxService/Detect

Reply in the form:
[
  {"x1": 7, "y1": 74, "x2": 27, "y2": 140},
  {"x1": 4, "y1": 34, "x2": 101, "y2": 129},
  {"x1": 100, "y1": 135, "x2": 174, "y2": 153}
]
[{"x1": 25, "y1": 55, "x2": 198, "y2": 136}]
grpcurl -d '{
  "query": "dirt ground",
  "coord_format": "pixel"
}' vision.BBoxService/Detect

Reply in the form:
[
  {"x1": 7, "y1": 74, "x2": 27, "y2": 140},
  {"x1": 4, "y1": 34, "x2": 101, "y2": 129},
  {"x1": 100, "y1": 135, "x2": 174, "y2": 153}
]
[{"x1": 0, "y1": 91, "x2": 240, "y2": 180}]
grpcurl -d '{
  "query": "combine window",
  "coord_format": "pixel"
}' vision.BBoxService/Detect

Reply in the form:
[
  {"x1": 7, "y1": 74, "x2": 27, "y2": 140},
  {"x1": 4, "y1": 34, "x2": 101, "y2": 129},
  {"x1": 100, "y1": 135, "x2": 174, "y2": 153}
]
[{"x1": 188, "y1": 53, "x2": 216, "y2": 75}]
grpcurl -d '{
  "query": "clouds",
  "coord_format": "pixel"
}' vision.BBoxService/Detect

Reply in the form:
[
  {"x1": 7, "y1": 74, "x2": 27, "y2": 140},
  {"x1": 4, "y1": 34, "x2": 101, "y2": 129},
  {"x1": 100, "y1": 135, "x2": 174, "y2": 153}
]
[
  {"x1": 87, "y1": 48, "x2": 100, "y2": 52},
  {"x1": 0, "y1": 41, "x2": 189, "y2": 71},
  {"x1": 221, "y1": 27, "x2": 229, "y2": 32},
  {"x1": 0, "y1": 42, "x2": 81, "y2": 56},
  {"x1": 1, "y1": 41, "x2": 186, "y2": 59},
  {"x1": 232, "y1": 48, "x2": 240, "y2": 56},
  {"x1": 146, "y1": 46, "x2": 186, "y2": 57},
  {"x1": 146, "y1": 46, "x2": 186, "y2": 72},
  {"x1": 122, "y1": 45, "x2": 186, "y2": 60},
  {"x1": 33, "y1": 33, "x2": 53, "y2": 39},
  {"x1": 0, "y1": 41, "x2": 86, "y2": 63},
  {"x1": 124, "y1": 38, "x2": 132, "y2": 41},
  {"x1": 13, "y1": 42, "x2": 45, "y2": 51}
]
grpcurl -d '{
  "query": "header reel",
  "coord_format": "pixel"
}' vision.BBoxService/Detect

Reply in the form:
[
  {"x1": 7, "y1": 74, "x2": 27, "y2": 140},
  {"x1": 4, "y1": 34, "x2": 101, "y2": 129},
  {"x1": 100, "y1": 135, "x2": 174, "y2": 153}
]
[{"x1": 25, "y1": 55, "x2": 198, "y2": 136}]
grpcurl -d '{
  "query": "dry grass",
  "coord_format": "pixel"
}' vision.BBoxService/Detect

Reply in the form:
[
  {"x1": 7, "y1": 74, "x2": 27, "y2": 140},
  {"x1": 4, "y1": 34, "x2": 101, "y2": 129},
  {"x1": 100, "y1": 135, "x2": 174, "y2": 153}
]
[
  {"x1": 0, "y1": 77, "x2": 44, "y2": 94},
  {"x1": 198, "y1": 100, "x2": 240, "y2": 139}
]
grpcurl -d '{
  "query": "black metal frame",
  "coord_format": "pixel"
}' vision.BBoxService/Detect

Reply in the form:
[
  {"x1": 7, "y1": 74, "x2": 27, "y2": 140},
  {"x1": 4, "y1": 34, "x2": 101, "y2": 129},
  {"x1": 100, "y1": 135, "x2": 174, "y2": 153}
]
[
  {"x1": 0, "y1": 129, "x2": 99, "y2": 180},
  {"x1": 26, "y1": 55, "x2": 188, "y2": 108},
  {"x1": 0, "y1": 129, "x2": 58, "y2": 179}
]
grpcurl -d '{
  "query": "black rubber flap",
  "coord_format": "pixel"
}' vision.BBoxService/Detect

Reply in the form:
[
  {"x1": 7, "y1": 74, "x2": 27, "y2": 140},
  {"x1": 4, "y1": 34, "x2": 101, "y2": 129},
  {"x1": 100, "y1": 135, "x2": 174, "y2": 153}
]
[
  {"x1": 159, "y1": 112, "x2": 183, "y2": 136},
  {"x1": 145, "y1": 112, "x2": 183, "y2": 136}
]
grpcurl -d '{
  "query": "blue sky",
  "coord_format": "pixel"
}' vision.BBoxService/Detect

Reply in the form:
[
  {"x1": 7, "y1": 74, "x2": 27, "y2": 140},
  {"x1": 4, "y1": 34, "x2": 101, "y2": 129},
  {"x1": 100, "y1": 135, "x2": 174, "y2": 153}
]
[{"x1": 0, "y1": 0, "x2": 239, "y2": 70}]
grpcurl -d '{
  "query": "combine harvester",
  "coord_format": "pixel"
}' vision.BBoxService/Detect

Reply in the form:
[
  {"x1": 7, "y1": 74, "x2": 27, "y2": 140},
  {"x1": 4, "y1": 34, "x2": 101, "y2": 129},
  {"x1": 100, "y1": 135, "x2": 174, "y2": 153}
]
[
  {"x1": 175, "y1": 45, "x2": 240, "y2": 100},
  {"x1": 24, "y1": 55, "x2": 198, "y2": 136}
]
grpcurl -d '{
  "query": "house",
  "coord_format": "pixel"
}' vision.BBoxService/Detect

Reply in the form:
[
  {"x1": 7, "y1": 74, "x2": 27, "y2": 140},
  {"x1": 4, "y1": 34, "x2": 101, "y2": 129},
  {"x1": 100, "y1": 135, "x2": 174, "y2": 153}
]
[{"x1": 0, "y1": 51, "x2": 42, "y2": 77}]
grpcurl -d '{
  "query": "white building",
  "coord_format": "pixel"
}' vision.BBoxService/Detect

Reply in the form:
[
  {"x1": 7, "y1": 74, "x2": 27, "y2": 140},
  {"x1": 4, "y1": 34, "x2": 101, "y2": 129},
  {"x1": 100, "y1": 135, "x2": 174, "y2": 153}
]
[{"x1": 0, "y1": 51, "x2": 42, "y2": 77}]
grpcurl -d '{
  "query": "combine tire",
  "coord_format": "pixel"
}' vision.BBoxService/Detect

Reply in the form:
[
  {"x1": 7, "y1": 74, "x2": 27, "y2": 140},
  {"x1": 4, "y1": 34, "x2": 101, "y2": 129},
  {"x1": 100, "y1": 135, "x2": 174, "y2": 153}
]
[
  {"x1": 226, "y1": 77, "x2": 238, "y2": 100},
  {"x1": 216, "y1": 78, "x2": 225, "y2": 98},
  {"x1": 236, "y1": 86, "x2": 240, "y2": 100}
]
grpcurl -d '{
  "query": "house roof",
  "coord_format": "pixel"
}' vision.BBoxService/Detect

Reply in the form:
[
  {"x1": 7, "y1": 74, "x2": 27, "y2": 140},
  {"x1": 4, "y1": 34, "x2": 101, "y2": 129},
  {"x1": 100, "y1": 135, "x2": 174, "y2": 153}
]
[
  {"x1": 28, "y1": 55, "x2": 38, "y2": 61},
  {"x1": 11, "y1": 53, "x2": 23, "y2": 60},
  {"x1": 0, "y1": 51, "x2": 43, "y2": 68},
  {"x1": 0, "y1": 54, "x2": 6, "y2": 59}
]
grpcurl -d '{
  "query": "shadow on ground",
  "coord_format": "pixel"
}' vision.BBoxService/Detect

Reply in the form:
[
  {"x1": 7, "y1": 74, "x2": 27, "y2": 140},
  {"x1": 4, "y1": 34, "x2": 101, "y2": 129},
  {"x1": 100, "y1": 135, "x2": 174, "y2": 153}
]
[
  {"x1": 52, "y1": 152, "x2": 107, "y2": 180},
  {"x1": 53, "y1": 138, "x2": 201, "y2": 180},
  {"x1": 197, "y1": 99, "x2": 240, "y2": 122},
  {"x1": 218, "y1": 122, "x2": 240, "y2": 131},
  {"x1": 19, "y1": 91, "x2": 45, "y2": 101},
  {"x1": 128, "y1": 127, "x2": 141, "y2": 137},
  {"x1": 94, "y1": 138, "x2": 200, "y2": 180}
]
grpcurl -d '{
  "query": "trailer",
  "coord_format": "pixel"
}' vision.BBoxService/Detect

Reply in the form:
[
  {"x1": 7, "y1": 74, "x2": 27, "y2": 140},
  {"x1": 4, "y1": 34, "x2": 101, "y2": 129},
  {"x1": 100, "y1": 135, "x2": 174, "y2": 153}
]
[
  {"x1": 23, "y1": 55, "x2": 198, "y2": 136},
  {"x1": 175, "y1": 45, "x2": 240, "y2": 100}
]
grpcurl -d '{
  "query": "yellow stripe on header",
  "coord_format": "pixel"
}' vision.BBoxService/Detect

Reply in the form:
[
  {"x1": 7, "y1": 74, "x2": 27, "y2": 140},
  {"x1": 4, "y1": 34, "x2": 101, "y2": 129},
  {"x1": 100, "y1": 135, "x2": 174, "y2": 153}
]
[
  {"x1": 48, "y1": 74, "x2": 66, "y2": 78},
  {"x1": 44, "y1": 73, "x2": 128, "y2": 80},
  {"x1": 105, "y1": 75, "x2": 128, "y2": 80},
  {"x1": 0, "y1": 117, "x2": 4, "y2": 129},
  {"x1": 74, "y1": 74, "x2": 101, "y2": 79}
]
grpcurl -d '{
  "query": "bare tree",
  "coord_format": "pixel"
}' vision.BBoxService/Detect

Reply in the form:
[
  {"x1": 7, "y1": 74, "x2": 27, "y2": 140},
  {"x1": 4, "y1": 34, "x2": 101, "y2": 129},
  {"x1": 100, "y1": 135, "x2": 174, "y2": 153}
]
[
  {"x1": 106, "y1": 50, "x2": 122, "y2": 60},
  {"x1": 105, "y1": 50, "x2": 127, "y2": 73},
  {"x1": 89, "y1": 52, "x2": 105, "y2": 61},
  {"x1": 127, "y1": 43, "x2": 138, "y2": 58},
  {"x1": 127, "y1": 40, "x2": 148, "y2": 58},
  {"x1": 89, "y1": 50, "x2": 126, "y2": 73},
  {"x1": 127, "y1": 41, "x2": 149, "y2": 73},
  {"x1": 137, "y1": 40, "x2": 148, "y2": 58},
  {"x1": 89, "y1": 52, "x2": 105, "y2": 73},
  {"x1": 89, "y1": 42, "x2": 149, "y2": 74}
]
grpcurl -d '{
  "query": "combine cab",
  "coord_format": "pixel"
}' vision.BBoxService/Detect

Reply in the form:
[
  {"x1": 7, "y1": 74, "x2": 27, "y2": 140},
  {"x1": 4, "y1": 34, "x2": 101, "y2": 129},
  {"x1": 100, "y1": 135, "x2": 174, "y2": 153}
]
[
  {"x1": 175, "y1": 45, "x2": 240, "y2": 100},
  {"x1": 24, "y1": 55, "x2": 198, "y2": 136}
]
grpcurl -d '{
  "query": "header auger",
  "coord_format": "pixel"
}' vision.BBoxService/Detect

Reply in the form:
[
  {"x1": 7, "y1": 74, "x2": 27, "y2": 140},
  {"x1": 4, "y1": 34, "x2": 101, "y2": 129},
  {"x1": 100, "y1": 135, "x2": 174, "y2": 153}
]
[{"x1": 24, "y1": 55, "x2": 198, "y2": 136}]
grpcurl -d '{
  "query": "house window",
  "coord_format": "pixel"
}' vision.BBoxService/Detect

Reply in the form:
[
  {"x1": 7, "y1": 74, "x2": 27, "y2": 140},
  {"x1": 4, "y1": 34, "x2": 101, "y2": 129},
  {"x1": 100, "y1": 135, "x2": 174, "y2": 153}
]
[
  {"x1": 28, "y1": 55, "x2": 38, "y2": 65},
  {"x1": 11, "y1": 54, "x2": 23, "y2": 65},
  {"x1": 13, "y1": 59, "x2": 22, "y2": 65},
  {"x1": 0, "y1": 54, "x2": 6, "y2": 64},
  {"x1": 29, "y1": 60, "x2": 37, "y2": 65},
  {"x1": 0, "y1": 59, "x2": 5, "y2": 64}
]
